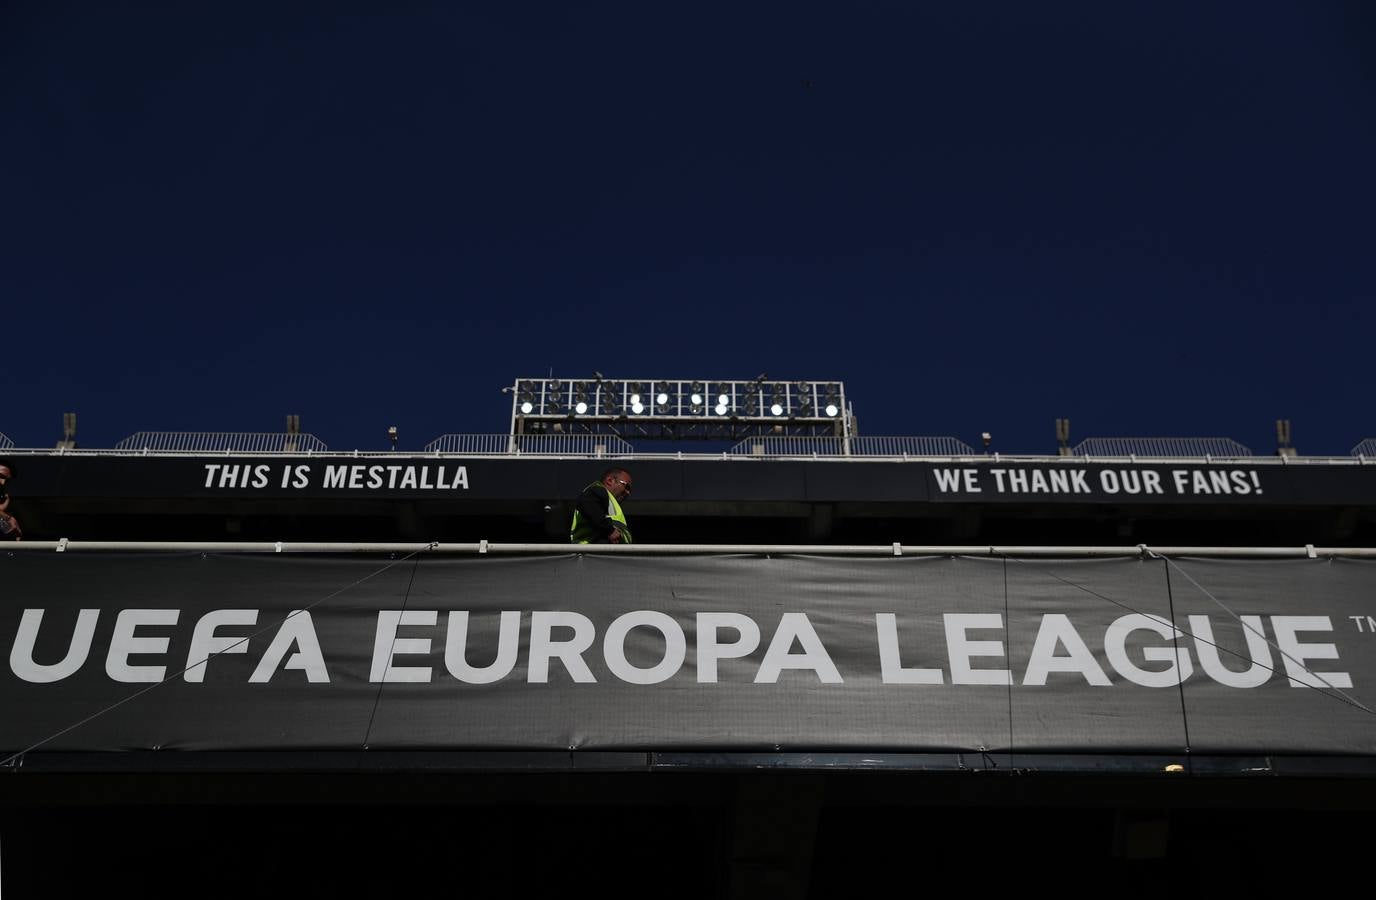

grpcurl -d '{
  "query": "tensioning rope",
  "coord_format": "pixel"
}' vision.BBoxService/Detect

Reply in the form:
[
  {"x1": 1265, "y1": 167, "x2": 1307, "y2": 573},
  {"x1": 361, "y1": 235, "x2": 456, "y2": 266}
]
[{"x1": 998, "y1": 551, "x2": 1373, "y2": 717}]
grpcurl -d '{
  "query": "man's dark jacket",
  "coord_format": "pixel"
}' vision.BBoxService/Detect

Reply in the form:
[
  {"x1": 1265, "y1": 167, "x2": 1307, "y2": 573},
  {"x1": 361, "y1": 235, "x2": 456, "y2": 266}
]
[{"x1": 572, "y1": 483, "x2": 625, "y2": 543}]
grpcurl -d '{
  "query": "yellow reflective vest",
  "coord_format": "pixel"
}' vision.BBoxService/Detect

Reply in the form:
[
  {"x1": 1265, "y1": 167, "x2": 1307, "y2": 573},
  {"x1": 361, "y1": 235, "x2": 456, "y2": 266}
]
[{"x1": 570, "y1": 483, "x2": 631, "y2": 544}]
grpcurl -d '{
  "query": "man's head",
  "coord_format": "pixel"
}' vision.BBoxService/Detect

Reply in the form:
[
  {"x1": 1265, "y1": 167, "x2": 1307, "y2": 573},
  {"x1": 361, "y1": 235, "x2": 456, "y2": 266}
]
[
  {"x1": 0, "y1": 461, "x2": 12, "y2": 490},
  {"x1": 600, "y1": 467, "x2": 632, "y2": 500}
]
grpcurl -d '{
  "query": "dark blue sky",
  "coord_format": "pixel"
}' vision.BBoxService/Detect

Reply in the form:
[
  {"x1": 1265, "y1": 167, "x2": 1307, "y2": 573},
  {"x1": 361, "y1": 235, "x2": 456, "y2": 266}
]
[{"x1": 4, "y1": 2, "x2": 1374, "y2": 454}]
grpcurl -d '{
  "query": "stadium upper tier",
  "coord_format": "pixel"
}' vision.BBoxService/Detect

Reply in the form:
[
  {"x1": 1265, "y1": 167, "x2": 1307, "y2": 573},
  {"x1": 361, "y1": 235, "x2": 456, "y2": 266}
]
[
  {"x1": 3, "y1": 442, "x2": 1376, "y2": 547},
  {"x1": 1, "y1": 430, "x2": 1375, "y2": 460}
]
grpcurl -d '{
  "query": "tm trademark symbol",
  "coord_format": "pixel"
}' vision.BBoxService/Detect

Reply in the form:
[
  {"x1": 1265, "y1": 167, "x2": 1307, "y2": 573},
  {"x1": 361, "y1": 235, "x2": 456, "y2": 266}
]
[{"x1": 1348, "y1": 616, "x2": 1376, "y2": 633}]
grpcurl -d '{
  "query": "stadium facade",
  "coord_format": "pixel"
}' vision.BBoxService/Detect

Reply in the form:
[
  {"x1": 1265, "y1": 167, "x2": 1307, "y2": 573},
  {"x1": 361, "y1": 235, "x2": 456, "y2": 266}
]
[{"x1": 3, "y1": 406, "x2": 1375, "y2": 894}]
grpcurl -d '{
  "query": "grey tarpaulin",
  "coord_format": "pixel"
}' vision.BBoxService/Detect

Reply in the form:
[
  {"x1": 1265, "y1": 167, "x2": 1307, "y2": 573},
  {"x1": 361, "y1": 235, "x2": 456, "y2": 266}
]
[{"x1": 2, "y1": 553, "x2": 1372, "y2": 754}]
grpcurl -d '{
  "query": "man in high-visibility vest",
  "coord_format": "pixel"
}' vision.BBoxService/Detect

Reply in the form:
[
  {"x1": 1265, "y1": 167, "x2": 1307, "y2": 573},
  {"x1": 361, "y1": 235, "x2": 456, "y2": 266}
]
[
  {"x1": 0, "y1": 461, "x2": 20, "y2": 541},
  {"x1": 570, "y1": 467, "x2": 633, "y2": 544}
]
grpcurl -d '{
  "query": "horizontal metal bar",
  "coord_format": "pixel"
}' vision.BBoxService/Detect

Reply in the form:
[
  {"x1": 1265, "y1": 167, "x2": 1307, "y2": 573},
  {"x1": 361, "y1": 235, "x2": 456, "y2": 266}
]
[
  {"x1": 8, "y1": 749, "x2": 1376, "y2": 777},
  {"x1": 0, "y1": 447, "x2": 1371, "y2": 465},
  {"x1": 5, "y1": 542, "x2": 1375, "y2": 557}
]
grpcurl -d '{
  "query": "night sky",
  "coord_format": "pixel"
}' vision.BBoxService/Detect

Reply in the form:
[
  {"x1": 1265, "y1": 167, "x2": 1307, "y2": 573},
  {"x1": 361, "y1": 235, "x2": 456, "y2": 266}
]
[{"x1": 4, "y1": 2, "x2": 1374, "y2": 454}]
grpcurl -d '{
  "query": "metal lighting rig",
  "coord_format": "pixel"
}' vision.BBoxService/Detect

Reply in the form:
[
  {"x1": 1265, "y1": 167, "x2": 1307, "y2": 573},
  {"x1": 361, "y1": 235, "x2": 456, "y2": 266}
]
[{"x1": 506, "y1": 376, "x2": 852, "y2": 440}]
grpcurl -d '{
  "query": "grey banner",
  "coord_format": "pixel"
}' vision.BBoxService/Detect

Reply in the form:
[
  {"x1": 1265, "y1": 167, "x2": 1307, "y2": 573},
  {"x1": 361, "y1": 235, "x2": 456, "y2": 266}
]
[{"x1": 2, "y1": 553, "x2": 1373, "y2": 754}]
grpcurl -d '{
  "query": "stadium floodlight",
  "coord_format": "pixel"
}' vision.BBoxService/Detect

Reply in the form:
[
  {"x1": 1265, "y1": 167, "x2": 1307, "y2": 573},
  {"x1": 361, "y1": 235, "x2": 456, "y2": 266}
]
[
  {"x1": 507, "y1": 376, "x2": 851, "y2": 440},
  {"x1": 543, "y1": 380, "x2": 564, "y2": 416},
  {"x1": 601, "y1": 385, "x2": 621, "y2": 416},
  {"x1": 769, "y1": 384, "x2": 787, "y2": 417},
  {"x1": 517, "y1": 381, "x2": 537, "y2": 415},
  {"x1": 653, "y1": 382, "x2": 674, "y2": 415},
  {"x1": 573, "y1": 381, "x2": 592, "y2": 410},
  {"x1": 712, "y1": 383, "x2": 731, "y2": 416},
  {"x1": 741, "y1": 382, "x2": 761, "y2": 417}
]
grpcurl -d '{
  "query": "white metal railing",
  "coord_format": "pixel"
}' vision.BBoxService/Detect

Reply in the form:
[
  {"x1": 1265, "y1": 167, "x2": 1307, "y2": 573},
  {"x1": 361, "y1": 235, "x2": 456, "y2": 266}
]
[
  {"x1": 1, "y1": 445, "x2": 1370, "y2": 465},
  {"x1": 1353, "y1": 439, "x2": 1376, "y2": 458},
  {"x1": 1073, "y1": 437, "x2": 1253, "y2": 458},
  {"x1": 0, "y1": 432, "x2": 13, "y2": 450},
  {"x1": 424, "y1": 433, "x2": 636, "y2": 455},
  {"x1": 6, "y1": 541, "x2": 1375, "y2": 557},
  {"x1": 728, "y1": 436, "x2": 976, "y2": 456},
  {"x1": 421, "y1": 434, "x2": 512, "y2": 454},
  {"x1": 730, "y1": 436, "x2": 845, "y2": 456},
  {"x1": 849, "y1": 435, "x2": 977, "y2": 456},
  {"x1": 114, "y1": 432, "x2": 329, "y2": 453}
]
